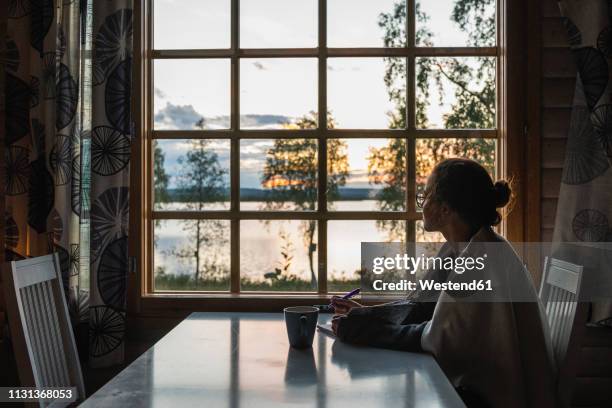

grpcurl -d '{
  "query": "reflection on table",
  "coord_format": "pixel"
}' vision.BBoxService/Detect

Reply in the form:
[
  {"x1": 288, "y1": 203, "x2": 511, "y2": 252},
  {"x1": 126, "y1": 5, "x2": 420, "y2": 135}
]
[{"x1": 81, "y1": 312, "x2": 465, "y2": 408}]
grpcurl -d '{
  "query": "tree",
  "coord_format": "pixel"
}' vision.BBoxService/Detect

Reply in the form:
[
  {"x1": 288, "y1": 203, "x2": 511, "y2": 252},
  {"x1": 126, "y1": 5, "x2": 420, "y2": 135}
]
[
  {"x1": 367, "y1": 138, "x2": 406, "y2": 240},
  {"x1": 261, "y1": 111, "x2": 349, "y2": 288},
  {"x1": 170, "y1": 118, "x2": 229, "y2": 283},
  {"x1": 370, "y1": 0, "x2": 497, "y2": 240},
  {"x1": 153, "y1": 140, "x2": 169, "y2": 250},
  {"x1": 153, "y1": 140, "x2": 170, "y2": 205}
]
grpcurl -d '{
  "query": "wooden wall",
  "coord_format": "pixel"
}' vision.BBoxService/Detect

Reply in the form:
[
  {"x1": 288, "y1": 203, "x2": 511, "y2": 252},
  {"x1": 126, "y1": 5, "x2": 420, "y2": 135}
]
[{"x1": 541, "y1": 0, "x2": 572, "y2": 243}]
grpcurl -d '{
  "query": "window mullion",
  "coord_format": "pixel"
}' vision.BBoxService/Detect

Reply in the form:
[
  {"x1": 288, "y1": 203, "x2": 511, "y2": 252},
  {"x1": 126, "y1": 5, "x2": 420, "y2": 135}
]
[
  {"x1": 317, "y1": 0, "x2": 328, "y2": 294},
  {"x1": 146, "y1": 0, "x2": 155, "y2": 295},
  {"x1": 230, "y1": 0, "x2": 240, "y2": 294},
  {"x1": 406, "y1": 0, "x2": 417, "y2": 248}
]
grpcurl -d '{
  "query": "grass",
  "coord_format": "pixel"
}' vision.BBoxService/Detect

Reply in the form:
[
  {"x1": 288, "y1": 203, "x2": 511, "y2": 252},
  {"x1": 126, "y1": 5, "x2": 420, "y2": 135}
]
[{"x1": 154, "y1": 272, "x2": 360, "y2": 293}]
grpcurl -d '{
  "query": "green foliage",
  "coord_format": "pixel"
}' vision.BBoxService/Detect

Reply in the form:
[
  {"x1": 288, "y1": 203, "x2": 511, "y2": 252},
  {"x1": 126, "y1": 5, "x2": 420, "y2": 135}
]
[
  {"x1": 153, "y1": 140, "x2": 170, "y2": 246},
  {"x1": 368, "y1": 137, "x2": 407, "y2": 212},
  {"x1": 176, "y1": 144, "x2": 227, "y2": 208},
  {"x1": 416, "y1": 138, "x2": 496, "y2": 186},
  {"x1": 452, "y1": 0, "x2": 496, "y2": 47},
  {"x1": 367, "y1": 138, "x2": 407, "y2": 241},
  {"x1": 168, "y1": 118, "x2": 230, "y2": 282},
  {"x1": 369, "y1": 0, "x2": 497, "y2": 241},
  {"x1": 154, "y1": 268, "x2": 360, "y2": 292},
  {"x1": 261, "y1": 137, "x2": 318, "y2": 208},
  {"x1": 153, "y1": 140, "x2": 170, "y2": 204},
  {"x1": 261, "y1": 111, "x2": 349, "y2": 210},
  {"x1": 261, "y1": 111, "x2": 350, "y2": 287},
  {"x1": 264, "y1": 229, "x2": 296, "y2": 282}
]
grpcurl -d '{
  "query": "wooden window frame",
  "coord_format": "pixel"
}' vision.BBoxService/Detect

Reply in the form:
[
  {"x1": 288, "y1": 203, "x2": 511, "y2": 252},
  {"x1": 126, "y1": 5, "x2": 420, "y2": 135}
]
[{"x1": 129, "y1": 0, "x2": 535, "y2": 313}]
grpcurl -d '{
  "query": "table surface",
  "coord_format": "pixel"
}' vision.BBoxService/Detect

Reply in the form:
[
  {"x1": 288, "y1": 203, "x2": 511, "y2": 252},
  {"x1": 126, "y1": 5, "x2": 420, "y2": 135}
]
[{"x1": 81, "y1": 312, "x2": 465, "y2": 408}]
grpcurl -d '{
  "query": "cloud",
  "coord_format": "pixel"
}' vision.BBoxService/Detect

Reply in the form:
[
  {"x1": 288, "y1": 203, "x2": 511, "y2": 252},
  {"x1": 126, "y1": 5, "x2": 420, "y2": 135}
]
[
  {"x1": 154, "y1": 102, "x2": 293, "y2": 130},
  {"x1": 154, "y1": 102, "x2": 204, "y2": 130},
  {"x1": 154, "y1": 87, "x2": 166, "y2": 98},
  {"x1": 153, "y1": 108, "x2": 296, "y2": 188},
  {"x1": 240, "y1": 140, "x2": 273, "y2": 155},
  {"x1": 239, "y1": 114, "x2": 291, "y2": 128},
  {"x1": 239, "y1": 158, "x2": 263, "y2": 169}
]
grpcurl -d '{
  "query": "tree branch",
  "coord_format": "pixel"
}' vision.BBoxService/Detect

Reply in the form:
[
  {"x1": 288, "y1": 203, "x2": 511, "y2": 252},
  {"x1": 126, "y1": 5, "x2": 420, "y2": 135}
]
[{"x1": 433, "y1": 61, "x2": 495, "y2": 119}]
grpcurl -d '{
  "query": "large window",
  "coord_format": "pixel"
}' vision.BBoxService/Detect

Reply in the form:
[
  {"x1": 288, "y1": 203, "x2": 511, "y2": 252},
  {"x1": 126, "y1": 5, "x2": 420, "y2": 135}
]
[{"x1": 146, "y1": 0, "x2": 498, "y2": 294}]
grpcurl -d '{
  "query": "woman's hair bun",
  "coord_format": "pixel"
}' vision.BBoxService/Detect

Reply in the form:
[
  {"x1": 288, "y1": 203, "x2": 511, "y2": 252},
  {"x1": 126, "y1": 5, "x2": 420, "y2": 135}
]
[{"x1": 493, "y1": 180, "x2": 512, "y2": 208}]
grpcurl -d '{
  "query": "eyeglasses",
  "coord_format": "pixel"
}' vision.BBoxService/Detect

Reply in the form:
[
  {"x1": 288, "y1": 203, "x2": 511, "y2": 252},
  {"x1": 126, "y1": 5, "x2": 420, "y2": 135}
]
[
  {"x1": 416, "y1": 191, "x2": 426, "y2": 209},
  {"x1": 416, "y1": 189, "x2": 433, "y2": 209}
]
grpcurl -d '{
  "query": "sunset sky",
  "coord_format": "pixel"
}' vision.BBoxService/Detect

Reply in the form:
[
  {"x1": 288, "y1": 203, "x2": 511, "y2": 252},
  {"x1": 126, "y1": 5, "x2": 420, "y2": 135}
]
[{"x1": 152, "y1": 0, "x2": 495, "y2": 189}]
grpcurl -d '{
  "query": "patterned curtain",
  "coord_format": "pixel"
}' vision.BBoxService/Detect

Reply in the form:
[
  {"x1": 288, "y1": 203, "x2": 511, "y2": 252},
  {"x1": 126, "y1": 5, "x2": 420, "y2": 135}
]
[
  {"x1": 4, "y1": 0, "x2": 133, "y2": 366},
  {"x1": 555, "y1": 0, "x2": 612, "y2": 327}
]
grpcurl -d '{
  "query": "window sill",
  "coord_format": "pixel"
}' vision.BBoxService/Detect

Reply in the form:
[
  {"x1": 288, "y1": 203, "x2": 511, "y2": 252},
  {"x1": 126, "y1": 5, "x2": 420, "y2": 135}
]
[{"x1": 136, "y1": 293, "x2": 390, "y2": 314}]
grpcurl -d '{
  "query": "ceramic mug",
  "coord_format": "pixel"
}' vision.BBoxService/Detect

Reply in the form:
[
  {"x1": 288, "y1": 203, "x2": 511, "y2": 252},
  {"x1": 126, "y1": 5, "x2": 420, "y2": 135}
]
[{"x1": 284, "y1": 306, "x2": 319, "y2": 348}]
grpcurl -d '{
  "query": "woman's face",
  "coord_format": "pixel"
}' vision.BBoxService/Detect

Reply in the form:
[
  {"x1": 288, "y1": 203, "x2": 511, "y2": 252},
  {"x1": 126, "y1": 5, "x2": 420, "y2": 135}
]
[{"x1": 421, "y1": 174, "x2": 446, "y2": 232}]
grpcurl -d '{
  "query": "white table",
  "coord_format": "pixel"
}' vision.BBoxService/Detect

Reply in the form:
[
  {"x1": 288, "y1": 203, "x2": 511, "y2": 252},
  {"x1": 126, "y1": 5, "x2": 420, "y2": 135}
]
[{"x1": 81, "y1": 312, "x2": 465, "y2": 407}]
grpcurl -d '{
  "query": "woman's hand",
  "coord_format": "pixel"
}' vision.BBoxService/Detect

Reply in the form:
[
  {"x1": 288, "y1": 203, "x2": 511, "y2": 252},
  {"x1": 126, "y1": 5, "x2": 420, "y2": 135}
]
[
  {"x1": 331, "y1": 314, "x2": 346, "y2": 335},
  {"x1": 331, "y1": 296, "x2": 363, "y2": 315}
]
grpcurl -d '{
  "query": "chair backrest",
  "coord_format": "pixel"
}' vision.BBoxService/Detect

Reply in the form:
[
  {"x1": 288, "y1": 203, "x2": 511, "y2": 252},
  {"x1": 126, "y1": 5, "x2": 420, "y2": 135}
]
[
  {"x1": 2, "y1": 254, "x2": 85, "y2": 407},
  {"x1": 539, "y1": 257, "x2": 584, "y2": 365},
  {"x1": 539, "y1": 256, "x2": 588, "y2": 407}
]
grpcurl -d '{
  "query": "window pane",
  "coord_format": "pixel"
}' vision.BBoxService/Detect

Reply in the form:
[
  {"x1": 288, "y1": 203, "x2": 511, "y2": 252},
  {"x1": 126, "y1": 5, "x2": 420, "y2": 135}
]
[
  {"x1": 240, "y1": 220, "x2": 318, "y2": 291},
  {"x1": 416, "y1": 138, "x2": 496, "y2": 191},
  {"x1": 154, "y1": 0, "x2": 230, "y2": 49},
  {"x1": 153, "y1": 139, "x2": 230, "y2": 211},
  {"x1": 328, "y1": 139, "x2": 405, "y2": 211},
  {"x1": 415, "y1": 57, "x2": 496, "y2": 129},
  {"x1": 240, "y1": 59, "x2": 318, "y2": 129},
  {"x1": 154, "y1": 219, "x2": 230, "y2": 291},
  {"x1": 328, "y1": 58, "x2": 405, "y2": 129},
  {"x1": 240, "y1": 0, "x2": 317, "y2": 48},
  {"x1": 416, "y1": 0, "x2": 496, "y2": 47},
  {"x1": 328, "y1": 0, "x2": 406, "y2": 47},
  {"x1": 328, "y1": 220, "x2": 406, "y2": 292},
  {"x1": 240, "y1": 139, "x2": 317, "y2": 211},
  {"x1": 154, "y1": 59, "x2": 230, "y2": 130}
]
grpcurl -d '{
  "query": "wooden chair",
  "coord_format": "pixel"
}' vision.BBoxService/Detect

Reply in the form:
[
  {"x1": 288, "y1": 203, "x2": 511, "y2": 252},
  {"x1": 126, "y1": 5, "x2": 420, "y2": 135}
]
[
  {"x1": 539, "y1": 257, "x2": 588, "y2": 407},
  {"x1": 2, "y1": 254, "x2": 85, "y2": 407}
]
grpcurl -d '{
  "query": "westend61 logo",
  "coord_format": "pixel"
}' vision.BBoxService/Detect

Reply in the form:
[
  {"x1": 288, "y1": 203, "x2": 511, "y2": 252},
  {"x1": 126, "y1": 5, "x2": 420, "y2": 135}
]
[
  {"x1": 361, "y1": 243, "x2": 494, "y2": 295},
  {"x1": 372, "y1": 253, "x2": 487, "y2": 275},
  {"x1": 362, "y1": 241, "x2": 612, "y2": 301},
  {"x1": 368, "y1": 253, "x2": 492, "y2": 293}
]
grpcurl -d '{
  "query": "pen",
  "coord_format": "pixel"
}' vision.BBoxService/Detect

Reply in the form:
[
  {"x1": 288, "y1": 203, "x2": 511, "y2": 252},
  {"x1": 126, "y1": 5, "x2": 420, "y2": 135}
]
[
  {"x1": 341, "y1": 288, "x2": 361, "y2": 300},
  {"x1": 315, "y1": 288, "x2": 361, "y2": 313}
]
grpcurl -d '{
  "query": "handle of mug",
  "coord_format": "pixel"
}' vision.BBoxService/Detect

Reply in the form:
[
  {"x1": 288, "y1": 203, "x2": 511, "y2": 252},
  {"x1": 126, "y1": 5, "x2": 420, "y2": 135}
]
[{"x1": 299, "y1": 315, "x2": 308, "y2": 338}]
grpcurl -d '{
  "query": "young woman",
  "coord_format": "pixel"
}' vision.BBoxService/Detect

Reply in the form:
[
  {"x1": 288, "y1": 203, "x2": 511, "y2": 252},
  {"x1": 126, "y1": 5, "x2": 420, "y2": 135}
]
[{"x1": 331, "y1": 158, "x2": 557, "y2": 408}]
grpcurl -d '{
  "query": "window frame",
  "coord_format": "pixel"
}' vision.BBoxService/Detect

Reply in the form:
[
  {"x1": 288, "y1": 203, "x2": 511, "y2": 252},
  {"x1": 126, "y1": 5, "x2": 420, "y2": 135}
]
[{"x1": 130, "y1": 0, "x2": 530, "y2": 311}]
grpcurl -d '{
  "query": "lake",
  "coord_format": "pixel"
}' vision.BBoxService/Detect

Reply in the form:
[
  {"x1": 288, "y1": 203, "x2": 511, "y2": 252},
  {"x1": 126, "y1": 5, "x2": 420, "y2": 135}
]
[{"x1": 154, "y1": 200, "x2": 439, "y2": 285}]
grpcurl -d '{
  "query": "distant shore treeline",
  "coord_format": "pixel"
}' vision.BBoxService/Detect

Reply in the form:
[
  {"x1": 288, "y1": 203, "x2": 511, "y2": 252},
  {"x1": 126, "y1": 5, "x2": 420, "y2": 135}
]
[{"x1": 163, "y1": 187, "x2": 382, "y2": 202}]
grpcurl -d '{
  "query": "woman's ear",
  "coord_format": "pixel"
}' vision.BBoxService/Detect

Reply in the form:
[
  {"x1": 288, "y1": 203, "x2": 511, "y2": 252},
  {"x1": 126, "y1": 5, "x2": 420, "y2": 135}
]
[
  {"x1": 437, "y1": 202, "x2": 452, "y2": 225},
  {"x1": 437, "y1": 202, "x2": 449, "y2": 215}
]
